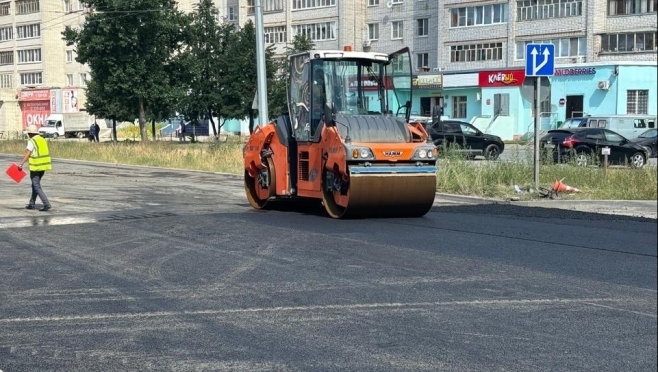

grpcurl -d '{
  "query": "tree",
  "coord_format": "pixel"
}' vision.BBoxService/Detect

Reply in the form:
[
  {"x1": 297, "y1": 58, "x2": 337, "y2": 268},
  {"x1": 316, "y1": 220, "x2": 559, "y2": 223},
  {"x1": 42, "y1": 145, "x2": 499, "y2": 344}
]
[
  {"x1": 177, "y1": 0, "x2": 236, "y2": 138},
  {"x1": 63, "y1": 0, "x2": 191, "y2": 142},
  {"x1": 221, "y1": 20, "x2": 279, "y2": 134},
  {"x1": 267, "y1": 34, "x2": 316, "y2": 123}
]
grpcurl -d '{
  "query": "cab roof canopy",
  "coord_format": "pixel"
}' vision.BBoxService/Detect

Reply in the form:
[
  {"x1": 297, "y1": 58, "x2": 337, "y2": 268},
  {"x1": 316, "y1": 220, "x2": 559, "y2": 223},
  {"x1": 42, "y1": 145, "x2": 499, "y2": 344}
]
[{"x1": 289, "y1": 49, "x2": 389, "y2": 63}]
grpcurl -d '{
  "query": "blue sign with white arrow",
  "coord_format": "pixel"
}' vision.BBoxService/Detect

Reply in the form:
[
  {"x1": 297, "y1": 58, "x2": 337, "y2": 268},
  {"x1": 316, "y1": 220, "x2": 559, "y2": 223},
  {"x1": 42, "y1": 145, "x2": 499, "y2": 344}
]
[{"x1": 525, "y1": 43, "x2": 555, "y2": 77}]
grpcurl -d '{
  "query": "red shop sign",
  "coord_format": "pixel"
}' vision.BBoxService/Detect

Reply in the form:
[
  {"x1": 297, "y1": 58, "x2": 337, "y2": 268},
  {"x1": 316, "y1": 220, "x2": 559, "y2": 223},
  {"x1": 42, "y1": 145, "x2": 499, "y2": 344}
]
[
  {"x1": 21, "y1": 100, "x2": 51, "y2": 129},
  {"x1": 478, "y1": 69, "x2": 525, "y2": 87}
]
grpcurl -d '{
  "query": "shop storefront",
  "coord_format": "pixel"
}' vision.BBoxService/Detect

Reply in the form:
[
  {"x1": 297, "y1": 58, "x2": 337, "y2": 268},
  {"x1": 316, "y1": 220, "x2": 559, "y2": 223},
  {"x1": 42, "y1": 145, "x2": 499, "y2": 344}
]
[
  {"x1": 18, "y1": 87, "x2": 80, "y2": 130},
  {"x1": 18, "y1": 89, "x2": 53, "y2": 130},
  {"x1": 411, "y1": 74, "x2": 443, "y2": 116},
  {"x1": 477, "y1": 68, "x2": 527, "y2": 140}
]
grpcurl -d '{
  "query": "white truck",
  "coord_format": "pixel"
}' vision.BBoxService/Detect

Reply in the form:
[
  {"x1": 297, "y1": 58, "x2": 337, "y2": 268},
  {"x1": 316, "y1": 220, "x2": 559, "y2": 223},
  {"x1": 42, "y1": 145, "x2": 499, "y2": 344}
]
[{"x1": 39, "y1": 112, "x2": 96, "y2": 139}]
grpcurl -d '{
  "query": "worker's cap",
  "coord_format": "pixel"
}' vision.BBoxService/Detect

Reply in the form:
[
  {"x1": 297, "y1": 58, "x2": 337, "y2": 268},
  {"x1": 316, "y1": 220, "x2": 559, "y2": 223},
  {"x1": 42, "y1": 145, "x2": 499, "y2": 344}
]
[{"x1": 26, "y1": 125, "x2": 39, "y2": 134}]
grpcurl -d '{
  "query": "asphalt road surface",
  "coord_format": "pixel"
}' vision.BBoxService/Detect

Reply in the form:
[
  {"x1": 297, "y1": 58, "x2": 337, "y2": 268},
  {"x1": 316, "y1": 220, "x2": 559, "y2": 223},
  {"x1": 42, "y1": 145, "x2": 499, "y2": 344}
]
[{"x1": 1, "y1": 155, "x2": 656, "y2": 372}]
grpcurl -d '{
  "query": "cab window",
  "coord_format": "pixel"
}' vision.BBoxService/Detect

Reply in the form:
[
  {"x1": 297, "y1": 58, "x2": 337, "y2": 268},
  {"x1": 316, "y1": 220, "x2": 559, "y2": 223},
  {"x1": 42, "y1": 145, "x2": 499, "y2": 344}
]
[
  {"x1": 634, "y1": 119, "x2": 647, "y2": 128},
  {"x1": 597, "y1": 120, "x2": 607, "y2": 128}
]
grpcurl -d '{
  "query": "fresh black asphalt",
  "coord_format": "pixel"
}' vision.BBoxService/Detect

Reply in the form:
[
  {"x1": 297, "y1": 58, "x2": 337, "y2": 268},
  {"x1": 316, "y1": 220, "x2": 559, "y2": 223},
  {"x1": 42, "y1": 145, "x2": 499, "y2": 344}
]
[{"x1": 0, "y1": 156, "x2": 656, "y2": 372}]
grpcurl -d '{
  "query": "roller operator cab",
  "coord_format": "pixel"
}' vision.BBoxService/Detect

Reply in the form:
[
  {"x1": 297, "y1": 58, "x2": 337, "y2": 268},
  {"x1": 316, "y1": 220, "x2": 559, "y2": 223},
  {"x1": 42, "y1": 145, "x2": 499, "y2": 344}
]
[{"x1": 243, "y1": 47, "x2": 438, "y2": 219}]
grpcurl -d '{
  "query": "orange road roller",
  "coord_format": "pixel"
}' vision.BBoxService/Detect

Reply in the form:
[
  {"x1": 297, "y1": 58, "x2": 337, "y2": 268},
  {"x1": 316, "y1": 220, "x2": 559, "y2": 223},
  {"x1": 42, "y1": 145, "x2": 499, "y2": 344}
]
[{"x1": 243, "y1": 47, "x2": 438, "y2": 219}]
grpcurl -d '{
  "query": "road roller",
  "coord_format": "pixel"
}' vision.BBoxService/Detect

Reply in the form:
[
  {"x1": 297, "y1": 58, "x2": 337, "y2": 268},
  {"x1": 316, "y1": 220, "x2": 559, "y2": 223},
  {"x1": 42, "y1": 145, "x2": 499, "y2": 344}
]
[{"x1": 243, "y1": 46, "x2": 438, "y2": 219}]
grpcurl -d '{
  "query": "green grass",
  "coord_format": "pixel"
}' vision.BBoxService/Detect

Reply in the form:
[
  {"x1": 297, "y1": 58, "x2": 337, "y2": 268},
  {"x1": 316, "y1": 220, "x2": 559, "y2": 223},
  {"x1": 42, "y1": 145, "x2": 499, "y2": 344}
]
[
  {"x1": 1, "y1": 138, "x2": 655, "y2": 200},
  {"x1": 0, "y1": 138, "x2": 245, "y2": 175}
]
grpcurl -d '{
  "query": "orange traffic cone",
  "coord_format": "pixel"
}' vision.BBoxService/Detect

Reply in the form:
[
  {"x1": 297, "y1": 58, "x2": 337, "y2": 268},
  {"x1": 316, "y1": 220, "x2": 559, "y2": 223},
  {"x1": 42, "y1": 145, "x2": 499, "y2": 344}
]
[{"x1": 552, "y1": 178, "x2": 581, "y2": 193}]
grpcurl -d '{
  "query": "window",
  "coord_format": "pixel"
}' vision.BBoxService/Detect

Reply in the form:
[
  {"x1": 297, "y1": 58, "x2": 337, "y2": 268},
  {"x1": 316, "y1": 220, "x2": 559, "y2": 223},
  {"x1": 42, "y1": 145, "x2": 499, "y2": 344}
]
[
  {"x1": 0, "y1": 73, "x2": 12, "y2": 88},
  {"x1": 0, "y1": 26, "x2": 12, "y2": 41},
  {"x1": 517, "y1": 0, "x2": 583, "y2": 21},
  {"x1": 80, "y1": 73, "x2": 87, "y2": 87},
  {"x1": 417, "y1": 18, "x2": 428, "y2": 36},
  {"x1": 228, "y1": 6, "x2": 237, "y2": 21},
  {"x1": 604, "y1": 130, "x2": 625, "y2": 142},
  {"x1": 0, "y1": 2, "x2": 10, "y2": 16},
  {"x1": 515, "y1": 37, "x2": 586, "y2": 59},
  {"x1": 391, "y1": 21, "x2": 403, "y2": 39},
  {"x1": 450, "y1": 3, "x2": 508, "y2": 27},
  {"x1": 66, "y1": 50, "x2": 73, "y2": 62},
  {"x1": 66, "y1": 74, "x2": 73, "y2": 86},
  {"x1": 20, "y1": 72, "x2": 43, "y2": 85},
  {"x1": 368, "y1": 0, "x2": 379, "y2": 5},
  {"x1": 494, "y1": 93, "x2": 510, "y2": 116},
  {"x1": 627, "y1": 90, "x2": 649, "y2": 114},
  {"x1": 16, "y1": 0, "x2": 40, "y2": 15},
  {"x1": 600, "y1": 32, "x2": 656, "y2": 52},
  {"x1": 368, "y1": 23, "x2": 379, "y2": 40},
  {"x1": 416, "y1": 53, "x2": 429, "y2": 70},
  {"x1": 608, "y1": 0, "x2": 657, "y2": 15},
  {"x1": 634, "y1": 119, "x2": 647, "y2": 128},
  {"x1": 0, "y1": 51, "x2": 13, "y2": 65},
  {"x1": 64, "y1": 0, "x2": 72, "y2": 12},
  {"x1": 17, "y1": 48, "x2": 41, "y2": 64},
  {"x1": 292, "y1": 0, "x2": 336, "y2": 10},
  {"x1": 292, "y1": 21, "x2": 336, "y2": 41},
  {"x1": 16, "y1": 23, "x2": 41, "y2": 39},
  {"x1": 264, "y1": 26, "x2": 286, "y2": 44},
  {"x1": 263, "y1": 0, "x2": 283, "y2": 12},
  {"x1": 450, "y1": 42, "x2": 503, "y2": 62},
  {"x1": 453, "y1": 96, "x2": 467, "y2": 118}
]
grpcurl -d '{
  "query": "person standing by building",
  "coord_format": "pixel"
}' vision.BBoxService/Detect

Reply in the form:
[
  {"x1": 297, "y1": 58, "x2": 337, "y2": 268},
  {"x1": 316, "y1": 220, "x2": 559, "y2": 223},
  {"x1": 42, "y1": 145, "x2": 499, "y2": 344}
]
[
  {"x1": 17, "y1": 125, "x2": 52, "y2": 212},
  {"x1": 89, "y1": 123, "x2": 96, "y2": 142},
  {"x1": 93, "y1": 121, "x2": 100, "y2": 142}
]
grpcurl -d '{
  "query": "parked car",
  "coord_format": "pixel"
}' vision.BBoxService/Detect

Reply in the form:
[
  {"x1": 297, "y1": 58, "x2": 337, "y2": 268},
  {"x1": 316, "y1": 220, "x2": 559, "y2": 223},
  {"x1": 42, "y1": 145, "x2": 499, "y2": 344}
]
[
  {"x1": 630, "y1": 128, "x2": 657, "y2": 158},
  {"x1": 540, "y1": 127, "x2": 649, "y2": 168},
  {"x1": 557, "y1": 114, "x2": 656, "y2": 139},
  {"x1": 427, "y1": 120, "x2": 505, "y2": 160}
]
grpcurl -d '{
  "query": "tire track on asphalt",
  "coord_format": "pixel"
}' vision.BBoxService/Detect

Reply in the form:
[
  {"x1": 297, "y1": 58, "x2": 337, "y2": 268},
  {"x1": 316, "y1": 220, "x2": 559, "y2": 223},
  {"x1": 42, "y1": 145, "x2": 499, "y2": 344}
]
[{"x1": 379, "y1": 216, "x2": 658, "y2": 258}]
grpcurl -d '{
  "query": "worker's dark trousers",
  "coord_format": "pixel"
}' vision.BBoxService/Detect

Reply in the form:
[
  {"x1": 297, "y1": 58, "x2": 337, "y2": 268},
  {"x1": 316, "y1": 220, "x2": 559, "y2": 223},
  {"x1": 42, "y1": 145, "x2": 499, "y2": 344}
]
[{"x1": 29, "y1": 170, "x2": 50, "y2": 207}]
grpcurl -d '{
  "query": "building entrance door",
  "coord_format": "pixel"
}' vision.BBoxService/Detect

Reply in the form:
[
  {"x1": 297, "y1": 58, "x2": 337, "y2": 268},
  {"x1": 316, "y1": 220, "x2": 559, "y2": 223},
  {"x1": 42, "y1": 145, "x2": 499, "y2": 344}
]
[
  {"x1": 566, "y1": 95, "x2": 584, "y2": 118},
  {"x1": 420, "y1": 97, "x2": 431, "y2": 116}
]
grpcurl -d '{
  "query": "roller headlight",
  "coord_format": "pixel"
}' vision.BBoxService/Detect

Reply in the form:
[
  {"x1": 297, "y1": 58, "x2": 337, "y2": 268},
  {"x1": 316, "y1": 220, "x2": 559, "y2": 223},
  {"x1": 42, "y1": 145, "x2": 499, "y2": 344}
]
[
  {"x1": 349, "y1": 146, "x2": 375, "y2": 160},
  {"x1": 412, "y1": 146, "x2": 437, "y2": 160}
]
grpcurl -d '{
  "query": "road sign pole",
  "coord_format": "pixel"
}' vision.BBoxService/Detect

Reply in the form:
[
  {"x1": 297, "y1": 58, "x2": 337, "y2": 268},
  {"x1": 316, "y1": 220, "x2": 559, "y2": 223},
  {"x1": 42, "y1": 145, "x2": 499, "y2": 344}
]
[
  {"x1": 534, "y1": 77, "x2": 541, "y2": 191},
  {"x1": 525, "y1": 43, "x2": 555, "y2": 192}
]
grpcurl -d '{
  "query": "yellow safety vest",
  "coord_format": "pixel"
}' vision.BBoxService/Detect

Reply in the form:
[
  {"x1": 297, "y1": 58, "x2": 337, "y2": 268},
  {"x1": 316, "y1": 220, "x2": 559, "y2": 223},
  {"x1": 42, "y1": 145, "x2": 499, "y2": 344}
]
[{"x1": 28, "y1": 135, "x2": 52, "y2": 172}]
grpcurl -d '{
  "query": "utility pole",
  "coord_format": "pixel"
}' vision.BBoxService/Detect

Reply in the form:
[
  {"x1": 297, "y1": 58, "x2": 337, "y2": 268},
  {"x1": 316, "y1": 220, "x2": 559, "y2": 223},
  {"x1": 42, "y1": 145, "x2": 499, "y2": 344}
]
[{"x1": 254, "y1": 0, "x2": 269, "y2": 126}]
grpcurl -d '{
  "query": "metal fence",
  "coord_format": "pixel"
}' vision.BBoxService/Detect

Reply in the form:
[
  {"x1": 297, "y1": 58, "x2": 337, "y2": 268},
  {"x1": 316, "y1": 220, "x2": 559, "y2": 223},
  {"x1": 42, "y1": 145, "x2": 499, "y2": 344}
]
[{"x1": 0, "y1": 131, "x2": 27, "y2": 140}]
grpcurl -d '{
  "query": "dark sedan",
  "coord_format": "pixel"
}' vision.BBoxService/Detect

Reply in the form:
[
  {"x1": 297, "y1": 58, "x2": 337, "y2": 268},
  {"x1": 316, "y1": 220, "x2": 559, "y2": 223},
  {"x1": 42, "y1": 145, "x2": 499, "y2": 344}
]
[
  {"x1": 540, "y1": 127, "x2": 649, "y2": 168},
  {"x1": 630, "y1": 128, "x2": 657, "y2": 158},
  {"x1": 428, "y1": 120, "x2": 505, "y2": 160}
]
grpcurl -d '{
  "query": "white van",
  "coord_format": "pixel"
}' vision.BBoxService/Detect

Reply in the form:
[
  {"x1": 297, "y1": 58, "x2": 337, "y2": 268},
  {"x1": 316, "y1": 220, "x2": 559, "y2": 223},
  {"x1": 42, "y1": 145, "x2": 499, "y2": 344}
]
[{"x1": 559, "y1": 115, "x2": 656, "y2": 139}]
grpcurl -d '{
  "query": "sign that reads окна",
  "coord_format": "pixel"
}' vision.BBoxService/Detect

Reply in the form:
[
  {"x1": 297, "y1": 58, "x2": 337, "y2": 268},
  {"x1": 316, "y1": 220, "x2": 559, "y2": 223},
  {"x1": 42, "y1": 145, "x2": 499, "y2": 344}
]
[{"x1": 554, "y1": 67, "x2": 597, "y2": 76}]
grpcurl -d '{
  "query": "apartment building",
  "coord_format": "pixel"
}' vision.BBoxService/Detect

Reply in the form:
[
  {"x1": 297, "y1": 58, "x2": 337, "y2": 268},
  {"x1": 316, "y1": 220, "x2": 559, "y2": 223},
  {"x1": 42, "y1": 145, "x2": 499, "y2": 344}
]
[
  {"x1": 209, "y1": 0, "x2": 656, "y2": 139},
  {"x1": 438, "y1": 0, "x2": 657, "y2": 139},
  {"x1": 0, "y1": 0, "x2": 90, "y2": 134},
  {"x1": 2, "y1": 0, "x2": 655, "y2": 139}
]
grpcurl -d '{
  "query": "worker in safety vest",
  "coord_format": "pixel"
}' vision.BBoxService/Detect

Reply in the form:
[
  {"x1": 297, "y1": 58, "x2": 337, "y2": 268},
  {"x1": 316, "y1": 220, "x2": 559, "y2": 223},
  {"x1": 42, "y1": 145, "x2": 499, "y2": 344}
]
[{"x1": 18, "y1": 125, "x2": 52, "y2": 212}]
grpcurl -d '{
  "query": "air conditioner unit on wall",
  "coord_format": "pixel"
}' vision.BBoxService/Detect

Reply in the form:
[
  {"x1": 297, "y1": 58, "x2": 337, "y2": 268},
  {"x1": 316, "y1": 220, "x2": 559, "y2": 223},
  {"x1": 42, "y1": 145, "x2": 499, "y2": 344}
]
[{"x1": 597, "y1": 80, "x2": 610, "y2": 90}]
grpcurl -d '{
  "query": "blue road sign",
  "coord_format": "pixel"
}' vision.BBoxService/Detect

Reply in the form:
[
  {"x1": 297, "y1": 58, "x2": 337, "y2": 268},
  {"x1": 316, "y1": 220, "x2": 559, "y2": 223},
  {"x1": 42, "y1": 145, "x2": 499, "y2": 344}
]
[{"x1": 525, "y1": 43, "x2": 555, "y2": 77}]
